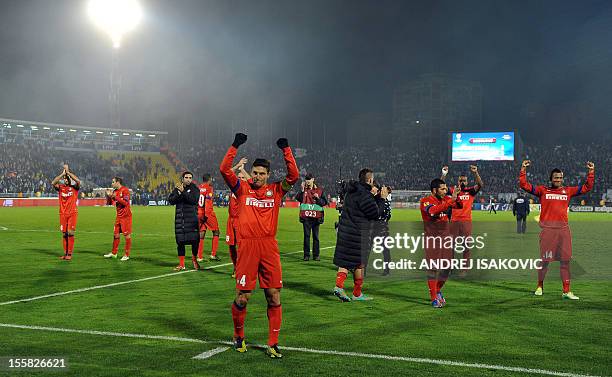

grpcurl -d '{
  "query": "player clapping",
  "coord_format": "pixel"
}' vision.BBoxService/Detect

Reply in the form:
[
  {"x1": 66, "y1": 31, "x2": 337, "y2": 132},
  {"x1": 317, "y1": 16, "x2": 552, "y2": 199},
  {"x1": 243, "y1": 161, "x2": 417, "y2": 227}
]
[
  {"x1": 103, "y1": 177, "x2": 133, "y2": 261},
  {"x1": 51, "y1": 164, "x2": 81, "y2": 260}
]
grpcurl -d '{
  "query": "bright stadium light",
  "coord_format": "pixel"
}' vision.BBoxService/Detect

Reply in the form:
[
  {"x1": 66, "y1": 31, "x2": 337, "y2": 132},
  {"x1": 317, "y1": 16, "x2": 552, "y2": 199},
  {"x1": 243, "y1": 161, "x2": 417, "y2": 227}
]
[{"x1": 87, "y1": 0, "x2": 142, "y2": 49}]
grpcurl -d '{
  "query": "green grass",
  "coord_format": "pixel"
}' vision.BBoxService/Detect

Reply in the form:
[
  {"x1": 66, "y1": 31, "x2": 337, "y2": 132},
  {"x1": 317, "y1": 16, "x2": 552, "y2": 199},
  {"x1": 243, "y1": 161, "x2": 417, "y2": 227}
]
[{"x1": 0, "y1": 206, "x2": 610, "y2": 377}]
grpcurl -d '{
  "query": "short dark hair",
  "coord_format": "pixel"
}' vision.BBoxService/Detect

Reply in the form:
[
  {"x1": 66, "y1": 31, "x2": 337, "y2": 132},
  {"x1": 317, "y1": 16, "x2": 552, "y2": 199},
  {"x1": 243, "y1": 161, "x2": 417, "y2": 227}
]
[
  {"x1": 358, "y1": 168, "x2": 373, "y2": 183},
  {"x1": 252, "y1": 159, "x2": 270, "y2": 173},
  {"x1": 430, "y1": 178, "x2": 446, "y2": 191},
  {"x1": 113, "y1": 176, "x2": 123, "y2": 185},
  {"x1": 202, "y1": 173, "x2": 211, "y2": 182},
  {"x1": 182, "y1": 171, "x2": 193, "y2": 178},
  {"x1": 549, "y1": 168, "x2": 563, "y2": 181}
]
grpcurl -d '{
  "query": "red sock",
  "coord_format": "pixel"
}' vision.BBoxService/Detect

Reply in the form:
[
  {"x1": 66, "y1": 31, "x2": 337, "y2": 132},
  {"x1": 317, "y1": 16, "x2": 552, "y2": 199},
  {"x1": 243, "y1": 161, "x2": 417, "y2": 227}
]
[
  {"x1": 112, "y1": 237, "x2": 120, "y2": 254},
  {"x1": 229, "y1": 246, "x2": 237, "y2": 267},
  {"x1": 232, "y1": 302, "x2": 247, "y2": 338},
  {"x1": 62, "y1": 235, "x2": 68, "y2": 253},
  {"x1": 437, "y1": 279, "x2": 446, "y2": 290},
  {"x1": 211, "y1": 235, "x2": 219, "y2": 257},
  {"x1": 267, "y1": 305, "x2": 282, "y2": 346},
  {"x1": 67, "y1": 236, "x2": 75, "y2": 254},
  {"x1": 124, "y1": 238, "x2": 132, "y2": 257},
  {"x1": 335, "y1": 272, "x2": 347, "y2": 289},
  {"x1": 427, "y1": 279, "x2": 438, "y2": 301},
  {"x1": 178, "y1": 255, "x2": 185, "y2": 267},
  {"x1": 197, "y1": 238, "x2": 204, "y2": 259},
  {"x1": 353, "y1": 278, "x2": 363, "y2": 297},
  {"x1": 560, "y1": 262, "x2": 571, "y2": 293}
]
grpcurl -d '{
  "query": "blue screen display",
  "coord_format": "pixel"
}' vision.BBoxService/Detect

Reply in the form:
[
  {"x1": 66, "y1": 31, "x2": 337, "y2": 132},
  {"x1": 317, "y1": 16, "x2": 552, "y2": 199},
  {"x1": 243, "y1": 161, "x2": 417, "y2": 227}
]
[{"x1": 451, "y1": 132, "x2": 515, "y2": 161}]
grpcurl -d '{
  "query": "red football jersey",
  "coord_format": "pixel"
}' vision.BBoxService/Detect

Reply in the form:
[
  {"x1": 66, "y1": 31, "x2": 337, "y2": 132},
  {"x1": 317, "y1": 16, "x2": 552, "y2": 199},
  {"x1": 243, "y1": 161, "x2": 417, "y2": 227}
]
[
  {"x1": 519, "y1": 171, "x2": 594, "y2": 227},
  {"x1": 220, "y1": 145, "x2": 299, "y2": 239},
  {"x1": 108, "y1": 186, "x2": 132, "y2": 218},
  {"x1": 198, "y1": 183, "x2": 215, "y2": 215},
  {"x1": 57, "y1": 184, "x2": 79, "y2": 215},
  {"x1": 420, "y1": 194, "x2": 461, "y2": 223},
  {"x1": 449, "y1": 185, "x2": 480, "y2": 222},
  {"x1": 228, "y1": 192, "x2": 239, "y2": 219}
]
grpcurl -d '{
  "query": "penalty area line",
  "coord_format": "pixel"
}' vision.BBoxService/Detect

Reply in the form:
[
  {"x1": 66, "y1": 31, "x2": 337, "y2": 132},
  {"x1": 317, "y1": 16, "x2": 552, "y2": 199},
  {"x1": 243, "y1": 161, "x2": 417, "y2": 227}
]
[
  {"x1": 0, "y1": 246, "x2": 335, "y2": 306},
  {"x1": 0, "y1": 323, "x2": 601, "y2": 377}
]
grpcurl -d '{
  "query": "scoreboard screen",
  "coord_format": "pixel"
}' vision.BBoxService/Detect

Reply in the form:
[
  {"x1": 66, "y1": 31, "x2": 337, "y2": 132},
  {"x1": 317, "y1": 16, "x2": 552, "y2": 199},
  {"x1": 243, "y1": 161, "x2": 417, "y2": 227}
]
[{"x1": 450, "y1": 131, "x2": 515, "y2": 161}]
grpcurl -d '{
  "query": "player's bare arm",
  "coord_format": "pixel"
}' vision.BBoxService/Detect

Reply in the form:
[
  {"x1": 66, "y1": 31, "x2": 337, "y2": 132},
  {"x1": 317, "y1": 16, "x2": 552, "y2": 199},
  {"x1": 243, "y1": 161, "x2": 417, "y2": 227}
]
[
  {"x1": 451, "y1": 185, "x2": 459, "y2": 200},
  {"x1": 586, "y1": 161, "x2": 595, "y2": 173},
  {"x1": 441, "y1": 165, "x2": 449, "y2": 179},
  {"x1": 471, "y1": 164, "x2": 484, "y2": 188},
  {"x1": 521, "y1": 159, "x2": 530, "y2": 172},
  {"x1": 232, "y1": 157, "x2": 248, "y2": 172}
]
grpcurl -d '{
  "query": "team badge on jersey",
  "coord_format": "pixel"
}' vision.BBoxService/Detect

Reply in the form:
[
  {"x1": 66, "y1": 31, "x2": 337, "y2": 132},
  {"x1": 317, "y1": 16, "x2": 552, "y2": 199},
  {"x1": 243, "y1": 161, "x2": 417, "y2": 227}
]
[{"x1": 266, "y1": 190, "x2": 273, "y2": 197}]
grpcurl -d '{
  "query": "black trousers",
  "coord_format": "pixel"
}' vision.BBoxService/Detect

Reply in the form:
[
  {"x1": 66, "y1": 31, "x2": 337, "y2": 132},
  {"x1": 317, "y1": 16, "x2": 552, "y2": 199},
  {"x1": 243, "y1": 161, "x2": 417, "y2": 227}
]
[
  {"x1": 302, "y1": 219, "x2": 320, "y2": 258},
  {"x1": 516, "y1": 214, "x2": 527, "y2": 233},
  {"x1": 177, "y1": 240, "x2": 199, "y2": 257}
]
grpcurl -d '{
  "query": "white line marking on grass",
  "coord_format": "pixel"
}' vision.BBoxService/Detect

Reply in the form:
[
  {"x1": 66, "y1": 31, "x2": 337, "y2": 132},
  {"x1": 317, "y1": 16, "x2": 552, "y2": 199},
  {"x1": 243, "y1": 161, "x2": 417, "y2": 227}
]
[
  {"x1": 0, "y1": 323, "x2": 601, "y2": 377},
  {"x1": 192, "y1": 347, "x2": 230, "y2": 359},
  {"x1": 0, "y1": 246, "x2": 335, "y2": 306},
  {"x1": 5, "y1": 229, "x2": 163, "y2": 237},
  {"x1": 0, "y1": 226, "x2": 7, "y2": 230}
]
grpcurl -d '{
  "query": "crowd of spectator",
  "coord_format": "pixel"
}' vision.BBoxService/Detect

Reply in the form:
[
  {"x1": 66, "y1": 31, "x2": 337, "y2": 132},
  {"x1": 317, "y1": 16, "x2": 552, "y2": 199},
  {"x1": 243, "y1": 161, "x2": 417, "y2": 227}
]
[
  {"x1": 1, "y1": 139, "x2": 610, "y2": 205},
  {"x1": 175, "y1": 141, "x2": 610, "y2": 205}
]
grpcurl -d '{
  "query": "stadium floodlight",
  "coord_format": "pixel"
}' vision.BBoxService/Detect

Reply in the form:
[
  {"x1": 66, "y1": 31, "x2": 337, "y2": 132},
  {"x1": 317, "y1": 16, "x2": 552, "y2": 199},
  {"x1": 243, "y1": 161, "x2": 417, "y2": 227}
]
[{"x1": 87, "y1": 0, "x2": 142, "y2": 49}]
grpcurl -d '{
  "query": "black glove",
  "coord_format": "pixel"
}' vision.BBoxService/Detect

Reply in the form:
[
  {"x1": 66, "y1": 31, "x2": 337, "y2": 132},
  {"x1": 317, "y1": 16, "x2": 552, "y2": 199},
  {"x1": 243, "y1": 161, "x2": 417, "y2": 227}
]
[
  {"x1": 232, "y1": 133, "x2": 247, "y2": 148},
  {"x1": 276, "y1": 138, "x2": 289, "y2": 149}
]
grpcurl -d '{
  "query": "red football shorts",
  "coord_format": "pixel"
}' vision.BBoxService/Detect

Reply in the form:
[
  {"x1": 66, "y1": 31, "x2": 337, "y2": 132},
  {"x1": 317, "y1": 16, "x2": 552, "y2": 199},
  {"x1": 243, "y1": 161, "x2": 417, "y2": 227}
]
[
  {"x1": 450, "y1": 220, "x2": 473, "y2": 237},
  {"x1": 226, "y1": 217, "x2": 237, "y2": 246},
  {"x1": 539, "y1": 226, "x2": 572, "y2": 262},
  {"x1": 235, "y1": 237, "x2": 282, "y2": 290},
  {"x1": 199, "y1": 211, "x2": 219, "y2": 231},
  {"x1": 59, "y1": 213, "x2": 78, "y2": 232},
  {"x1": 114, "y1": 216, "x2": 133, "y2": 236}
]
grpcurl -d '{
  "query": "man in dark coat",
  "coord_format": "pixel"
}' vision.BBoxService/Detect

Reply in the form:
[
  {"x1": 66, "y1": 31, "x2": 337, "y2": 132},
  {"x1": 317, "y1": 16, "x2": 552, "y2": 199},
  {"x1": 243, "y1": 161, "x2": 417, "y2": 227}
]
[
  {"x1": 333, "y1": 168, "x2": 387, "y2": 302},
  {"x1": 512, "y1": 192, "x2": 530, "y2": 234},
  {"x1": 295, "y1": 173, "x2": 328, "y2": 261},
  {"x1": 168, "y1": 171, "x2": 201, "y2": 271}
]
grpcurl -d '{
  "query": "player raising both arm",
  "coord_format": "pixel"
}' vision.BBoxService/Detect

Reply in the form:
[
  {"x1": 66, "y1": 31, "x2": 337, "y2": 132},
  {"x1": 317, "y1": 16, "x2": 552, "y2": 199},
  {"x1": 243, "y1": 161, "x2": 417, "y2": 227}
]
[
  {"x1": 226, "y1": 157, "x2": 251, "y2": 278},
  {"x1": 220, "y1": 133, "x2": 299, "y2": 358},
  {"x1": 103, "y1": 177, "x2": 133, "y2": 261},
  {"x1": 52, "y1": 164, "x2": 80, "y2": 261},
  {"x1": 519, "y1": 160, "x2": 594, "y2": 300},
  {"x1": 441, "y1": 164, "x2": 484, "y2": 272}
]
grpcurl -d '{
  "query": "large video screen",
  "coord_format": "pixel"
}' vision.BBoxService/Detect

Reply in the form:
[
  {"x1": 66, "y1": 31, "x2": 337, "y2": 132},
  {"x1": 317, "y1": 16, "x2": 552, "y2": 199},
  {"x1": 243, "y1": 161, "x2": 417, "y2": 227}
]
[{"x1": 451, "y1": 131, "x2": 515, "y2": 161}]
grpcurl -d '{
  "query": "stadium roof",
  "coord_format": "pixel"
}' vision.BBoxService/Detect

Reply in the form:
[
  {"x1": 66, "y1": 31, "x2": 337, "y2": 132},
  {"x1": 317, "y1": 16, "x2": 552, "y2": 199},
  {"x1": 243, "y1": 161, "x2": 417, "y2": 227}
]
[{"x1": 0, "y1": 117, "x2": 167, "y2": 136}]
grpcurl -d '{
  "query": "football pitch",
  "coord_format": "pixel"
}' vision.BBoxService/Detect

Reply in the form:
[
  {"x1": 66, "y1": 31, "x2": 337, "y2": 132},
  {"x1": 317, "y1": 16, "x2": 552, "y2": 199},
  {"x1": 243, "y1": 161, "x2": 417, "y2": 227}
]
[{"x1": 0, "y1": 206, "x2": 610, "y2": 377}]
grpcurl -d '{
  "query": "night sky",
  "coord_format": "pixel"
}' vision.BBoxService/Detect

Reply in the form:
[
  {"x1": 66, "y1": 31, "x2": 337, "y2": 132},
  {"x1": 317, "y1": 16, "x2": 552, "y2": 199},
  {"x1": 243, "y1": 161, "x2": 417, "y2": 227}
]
[{"x1": 1, "y1": 0, "x2": 611, "y2": 144}]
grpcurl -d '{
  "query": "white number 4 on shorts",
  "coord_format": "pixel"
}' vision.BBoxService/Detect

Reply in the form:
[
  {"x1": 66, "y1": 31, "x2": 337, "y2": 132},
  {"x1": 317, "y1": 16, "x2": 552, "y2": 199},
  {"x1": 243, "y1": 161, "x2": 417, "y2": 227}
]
[{"x1": 238, "y1": 275, "x2": 246, "y2": 287}]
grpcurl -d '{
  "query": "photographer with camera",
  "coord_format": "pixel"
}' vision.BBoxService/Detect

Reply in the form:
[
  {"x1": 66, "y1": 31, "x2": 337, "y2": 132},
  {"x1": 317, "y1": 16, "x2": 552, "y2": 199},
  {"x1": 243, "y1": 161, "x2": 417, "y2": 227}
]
[
  {"x1": 372, "y1": 181, "x2": 392, "y2": 276},
  {"x1": 295, "y1": 173, "x2": 328, "y2": 261}
]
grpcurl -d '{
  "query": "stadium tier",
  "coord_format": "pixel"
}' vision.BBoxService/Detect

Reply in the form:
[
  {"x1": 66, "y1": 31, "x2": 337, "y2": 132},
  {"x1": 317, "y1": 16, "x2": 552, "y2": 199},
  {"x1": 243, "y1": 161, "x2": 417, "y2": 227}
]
[{"x1": 1, "y1": 132, "x2": 610, "y2": 206}]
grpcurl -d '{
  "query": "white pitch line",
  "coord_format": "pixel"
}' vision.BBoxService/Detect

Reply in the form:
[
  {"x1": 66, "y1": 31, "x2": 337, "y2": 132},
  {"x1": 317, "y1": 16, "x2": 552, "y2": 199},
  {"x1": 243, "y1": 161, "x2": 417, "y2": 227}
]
[
  {"x1": 192, "y1": 347, "x2": 230, "y2": 359},
  {"x1": 0, "y1": 323, "x2": 601, "y2": 377},
  {"x1": 0, "y1": 226, "x2": 7, "y2": 230},
  {"x1": 0, "y1": 246, "x2": 335, "y2": 306},
  {"x1": 4, "y1": 229, "x2": 163, "y2": 237}
]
